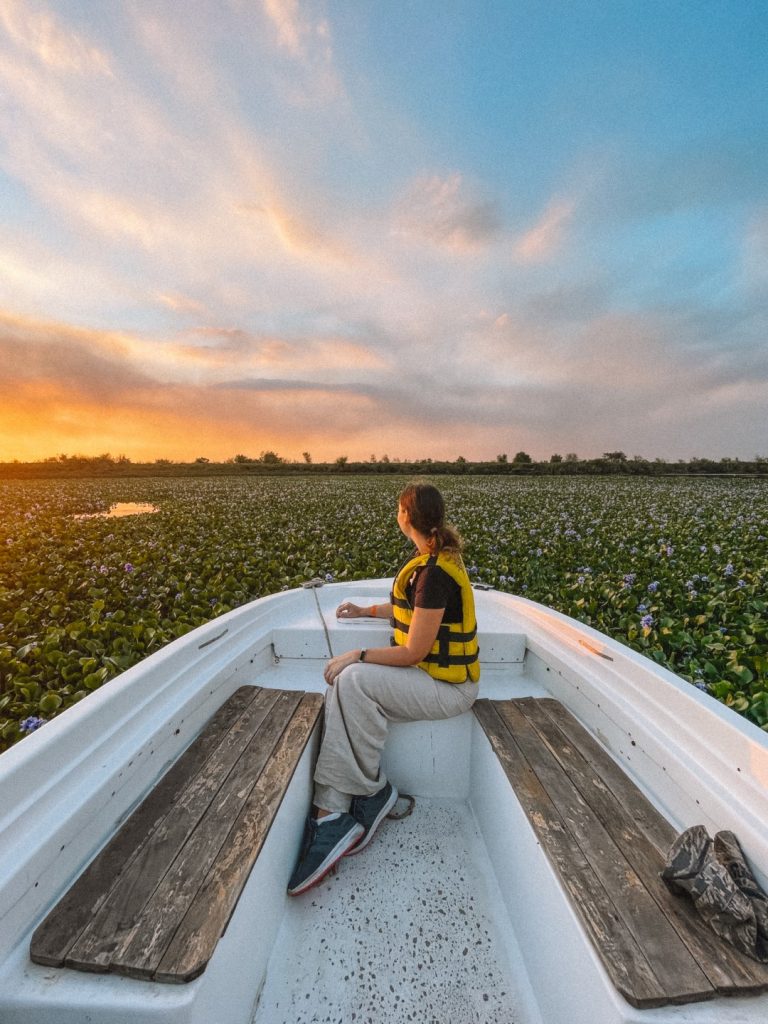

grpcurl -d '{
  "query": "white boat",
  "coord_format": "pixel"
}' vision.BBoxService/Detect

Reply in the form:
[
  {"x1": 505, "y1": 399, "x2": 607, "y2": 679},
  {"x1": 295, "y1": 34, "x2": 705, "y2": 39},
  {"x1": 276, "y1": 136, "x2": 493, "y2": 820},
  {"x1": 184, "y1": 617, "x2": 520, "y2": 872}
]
[{"x1": 1, "y1": 580, "x2": 767, "y2": 1024}]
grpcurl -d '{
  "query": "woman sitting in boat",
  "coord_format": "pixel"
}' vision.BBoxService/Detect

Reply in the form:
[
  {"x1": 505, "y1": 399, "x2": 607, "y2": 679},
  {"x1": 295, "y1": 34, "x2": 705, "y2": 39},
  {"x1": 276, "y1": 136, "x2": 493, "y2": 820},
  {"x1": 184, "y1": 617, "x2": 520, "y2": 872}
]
[{"x1": 288, "y1": 481, "x2": 480, "y2": 895}]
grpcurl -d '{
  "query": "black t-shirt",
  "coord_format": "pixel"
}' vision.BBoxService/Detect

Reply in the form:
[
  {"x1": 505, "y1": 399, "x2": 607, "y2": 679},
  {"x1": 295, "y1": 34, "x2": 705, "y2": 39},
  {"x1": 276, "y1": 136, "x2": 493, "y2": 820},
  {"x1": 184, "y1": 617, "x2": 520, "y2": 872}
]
[{"x1": 403, "y1": 562, "x2": 463, "y2": 623}]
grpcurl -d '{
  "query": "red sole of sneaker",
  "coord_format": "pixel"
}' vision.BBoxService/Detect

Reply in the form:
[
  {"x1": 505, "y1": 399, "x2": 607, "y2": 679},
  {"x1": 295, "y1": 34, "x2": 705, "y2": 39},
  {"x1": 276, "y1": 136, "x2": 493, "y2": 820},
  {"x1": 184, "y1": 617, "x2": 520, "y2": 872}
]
[{"x1": 287, "y1": 832, "x2": 363, "y2": 896}]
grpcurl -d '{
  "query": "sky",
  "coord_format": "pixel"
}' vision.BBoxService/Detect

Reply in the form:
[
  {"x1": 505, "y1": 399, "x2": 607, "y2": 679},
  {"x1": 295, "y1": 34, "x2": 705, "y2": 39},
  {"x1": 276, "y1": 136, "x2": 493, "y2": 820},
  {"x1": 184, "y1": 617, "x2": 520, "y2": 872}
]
[{"x1": 0, "y1": 0, "x2": 766, "y2": 463}]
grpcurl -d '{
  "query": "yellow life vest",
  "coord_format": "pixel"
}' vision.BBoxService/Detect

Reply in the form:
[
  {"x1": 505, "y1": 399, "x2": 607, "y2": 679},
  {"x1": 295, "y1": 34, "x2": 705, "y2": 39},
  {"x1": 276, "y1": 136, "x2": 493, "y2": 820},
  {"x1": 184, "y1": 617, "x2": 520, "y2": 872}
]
[{"x1": 390, "y1": 551, "x2": 480, "y2": 683}]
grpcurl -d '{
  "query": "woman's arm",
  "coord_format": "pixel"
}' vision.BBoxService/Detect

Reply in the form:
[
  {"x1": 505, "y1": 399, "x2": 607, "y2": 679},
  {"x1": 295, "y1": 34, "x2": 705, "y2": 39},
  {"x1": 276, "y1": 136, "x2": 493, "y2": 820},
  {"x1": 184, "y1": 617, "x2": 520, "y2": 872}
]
[
  {"x1": 336, "y1": 601, "x2": 392, "y2": 619},
  {"x1": 323, "y1": 605, "x2": 443, "y2": 685}
]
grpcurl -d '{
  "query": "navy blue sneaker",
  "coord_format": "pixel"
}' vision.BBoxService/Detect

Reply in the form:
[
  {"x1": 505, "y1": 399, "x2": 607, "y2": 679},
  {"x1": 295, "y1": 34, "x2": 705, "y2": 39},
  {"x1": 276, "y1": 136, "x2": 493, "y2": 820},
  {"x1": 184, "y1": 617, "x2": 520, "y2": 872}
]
[
  {"x1": 287, "y1": 813, "x2": 364, "y2": 896},
  {"x1": 347, "y1": 781, "x2": 398, "y2": 856}
]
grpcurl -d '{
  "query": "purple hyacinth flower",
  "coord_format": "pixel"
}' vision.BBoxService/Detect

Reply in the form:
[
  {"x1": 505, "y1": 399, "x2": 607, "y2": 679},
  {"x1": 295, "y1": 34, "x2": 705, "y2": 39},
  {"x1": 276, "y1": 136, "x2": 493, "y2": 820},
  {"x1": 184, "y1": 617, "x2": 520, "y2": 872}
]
[{"x1": 20, "y1": 716, "x2": 45, "y2": 733}]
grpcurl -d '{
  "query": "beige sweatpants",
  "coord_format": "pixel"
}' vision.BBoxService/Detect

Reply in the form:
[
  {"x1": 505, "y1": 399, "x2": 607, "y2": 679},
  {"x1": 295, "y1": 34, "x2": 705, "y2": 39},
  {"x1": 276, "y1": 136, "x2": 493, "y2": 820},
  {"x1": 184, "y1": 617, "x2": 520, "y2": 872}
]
[{"x1": 313, "y1": 661, "x2": 479, "y2": 814}]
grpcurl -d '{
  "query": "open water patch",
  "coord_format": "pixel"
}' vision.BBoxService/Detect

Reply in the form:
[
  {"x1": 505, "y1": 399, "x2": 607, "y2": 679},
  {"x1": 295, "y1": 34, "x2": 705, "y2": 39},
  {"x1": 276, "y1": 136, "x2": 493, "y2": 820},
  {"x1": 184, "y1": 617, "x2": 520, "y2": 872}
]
[{"x1": 74, "y1": 502, "x2": 159, "y2": 520}]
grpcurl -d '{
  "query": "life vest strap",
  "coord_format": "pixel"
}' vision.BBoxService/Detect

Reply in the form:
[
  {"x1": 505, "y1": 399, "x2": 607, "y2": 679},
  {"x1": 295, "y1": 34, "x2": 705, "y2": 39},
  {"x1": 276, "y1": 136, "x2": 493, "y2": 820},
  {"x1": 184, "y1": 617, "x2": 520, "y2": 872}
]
[
  {"x1": 437, "y1": 624, "x2": 450, "y2": 667},
  {"x1": 420, "y1": 651, "x2": 479, "y2": 667},
  {"x1": 389, "y1": 637, "x2": 478, "y2": 669},
  {"x1": 391, "y1": 612, "x2": 477, "y2": 644}
]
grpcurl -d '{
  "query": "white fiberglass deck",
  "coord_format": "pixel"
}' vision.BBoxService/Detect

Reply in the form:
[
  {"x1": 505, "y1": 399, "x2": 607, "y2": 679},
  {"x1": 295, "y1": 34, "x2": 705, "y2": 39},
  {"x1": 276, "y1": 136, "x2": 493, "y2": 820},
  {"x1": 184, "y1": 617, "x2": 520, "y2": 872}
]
[{"x1": 251, "y1": 797, "x2": 533, "y2": 1024}]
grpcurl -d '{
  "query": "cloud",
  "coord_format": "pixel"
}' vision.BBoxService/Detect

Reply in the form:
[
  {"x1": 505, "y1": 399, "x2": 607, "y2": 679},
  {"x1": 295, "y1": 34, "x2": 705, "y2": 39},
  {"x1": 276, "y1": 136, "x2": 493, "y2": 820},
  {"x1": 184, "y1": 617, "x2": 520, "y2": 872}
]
[
  {"x1": 0, "y1": 309, "x2": 376, "y2": 460},
  {"x1": 2, "y1": 301, "x2": 766, "y2": 462},
  {"x1": 0, "y1": 4, "x2": 373, "y2": 337},
  {"x1": 0, "y1": 311, "x2": 157, "y2": 400},
  {"x1": 519, "y1": 281, "x2": 609, "y2": 324},
  {"x1": 155, "y1": 292, "x2": 210, "y2": 317},
  {"x1": 513, "y1": 199, "x2": 576, "y2": 262},
  {"x1": 459, "y1": 304, "x2": 768, "y2": 456},
  {"x1": 0, "y1": 308, "x2": 392, "y2": 394},
  {"x1": 394, "y1": 173, "x2": 502, "y2": 252},
  {"x1": 238, "y1": 200, "x2": 355, "y2": 266},
  {"x1": 262, "y1": 0, "x2": 312, "y2": 58},
  {"x1": 0, "y1": 0, "x2": 112, "y2": 74},
  {"x1": 393, "y1": 174, "x2": 578, "y2": 265},
  {"x1": 214, "y1": 377, "x2": 366, "y2": 394},
  {"x1": 260, "y1": 0, "x2": 342, "y2": 104},
  {"x1": 173, "y1": 327, "x2": 389, "y2": 376}
]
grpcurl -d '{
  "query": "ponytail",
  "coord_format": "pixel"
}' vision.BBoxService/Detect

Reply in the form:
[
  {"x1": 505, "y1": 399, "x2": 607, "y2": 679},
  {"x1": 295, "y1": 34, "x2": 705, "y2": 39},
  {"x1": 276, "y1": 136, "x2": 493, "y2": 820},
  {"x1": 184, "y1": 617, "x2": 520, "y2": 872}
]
[{"x1": 428, "y1": 522, "x2": 462, "y2": 554}]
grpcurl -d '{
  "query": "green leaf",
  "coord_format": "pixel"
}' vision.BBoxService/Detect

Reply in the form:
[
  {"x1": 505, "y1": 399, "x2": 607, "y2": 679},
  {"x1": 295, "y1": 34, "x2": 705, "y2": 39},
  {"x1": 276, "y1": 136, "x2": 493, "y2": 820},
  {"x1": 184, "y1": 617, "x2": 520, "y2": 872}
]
[
  {"x1": 39, "y1": 691, "x2": 63, "y2": 713},
  {"x1": 83, "y1": 668, "x2": 108, "y2": 690},
  {"x1": 732, "y1": 665, "x2": 755, "y2": 687}
]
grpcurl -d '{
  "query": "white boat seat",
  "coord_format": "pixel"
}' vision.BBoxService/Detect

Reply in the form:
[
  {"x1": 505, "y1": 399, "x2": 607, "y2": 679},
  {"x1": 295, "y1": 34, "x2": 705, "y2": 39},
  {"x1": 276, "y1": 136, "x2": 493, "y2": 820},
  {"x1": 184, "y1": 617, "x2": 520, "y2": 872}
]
[
  {"x1": 29, "y1": 685, "x2": 323, "y2": 983},
  {"x1": 474, "y1": 696, "x2": 768, "y2": 1009}
]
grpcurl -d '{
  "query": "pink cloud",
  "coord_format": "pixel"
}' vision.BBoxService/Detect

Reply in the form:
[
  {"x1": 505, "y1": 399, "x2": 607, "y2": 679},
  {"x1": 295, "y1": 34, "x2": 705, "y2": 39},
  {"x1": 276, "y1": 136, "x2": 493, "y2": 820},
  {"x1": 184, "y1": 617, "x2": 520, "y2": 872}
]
[
  {"x1": 155, "y1": 292, "x2": 210, "y2": 317},
  {"x1": 514, "y1": 198, "x2": 575, "y2": 262}
]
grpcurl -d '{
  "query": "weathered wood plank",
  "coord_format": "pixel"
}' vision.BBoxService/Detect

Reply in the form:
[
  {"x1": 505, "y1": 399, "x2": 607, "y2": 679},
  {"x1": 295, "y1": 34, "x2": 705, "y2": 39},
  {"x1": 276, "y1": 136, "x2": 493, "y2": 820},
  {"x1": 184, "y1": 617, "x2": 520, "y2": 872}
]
[
  {"x1": 503, "y1": 699, "x2": 713, "y2": 1003},
  {"x1": 30, "y1": 685, "x2": 261, "y2": 968},
  {"x1": 535, "y1": 697, "x2": 677, "y2": 854},
  {"x1": 533, "y1": 697, "x2": 768, "y2": 995},
  {"x1": 64, "y1": 686, "x2": 282, "y2": 973},
  {"x1": 155, "y1": 692, "x2": 323, "y2": 982},
  {"x1": 110, "y1": 689, "x2": 306, "y2": 980},
  {"x1": 472, "y1": 699, "x2": 669, "y2": 1008}
]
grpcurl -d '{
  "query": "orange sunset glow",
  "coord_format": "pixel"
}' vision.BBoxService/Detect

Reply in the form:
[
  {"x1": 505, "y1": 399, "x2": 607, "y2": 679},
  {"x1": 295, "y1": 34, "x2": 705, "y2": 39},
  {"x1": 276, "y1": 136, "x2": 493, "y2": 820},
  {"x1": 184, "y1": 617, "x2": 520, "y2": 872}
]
[{"x1": 1, "y1": 1, "x2": 766, "y2": 463}]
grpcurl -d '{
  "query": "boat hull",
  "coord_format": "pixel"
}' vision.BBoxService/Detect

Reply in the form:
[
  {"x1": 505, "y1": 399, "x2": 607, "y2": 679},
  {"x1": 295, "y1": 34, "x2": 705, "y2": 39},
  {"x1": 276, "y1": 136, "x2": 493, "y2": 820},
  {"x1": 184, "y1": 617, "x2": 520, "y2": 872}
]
[{"x1": 0, "y1": 581, "x2": 766, "y2": 1024}]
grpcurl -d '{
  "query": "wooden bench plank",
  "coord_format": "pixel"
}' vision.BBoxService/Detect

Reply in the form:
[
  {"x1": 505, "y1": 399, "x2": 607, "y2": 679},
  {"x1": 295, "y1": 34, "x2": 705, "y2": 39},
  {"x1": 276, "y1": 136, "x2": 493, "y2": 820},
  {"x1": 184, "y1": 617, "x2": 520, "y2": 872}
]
[
  {"x1": 473, "y1": 700, "x2": 669, "y2": 1008},
  {"x1": 474, "y1": 697, "x2": 768, "y2": 1008},
  {"x1": 535, "y1": 698, "x2": 677, "y2": 854},
  {"x1": 32, "y1": 685, "x2": 324, "y2": 986},
  {"x1": 155, "y1": 692, "x2": 323, "y2": 982},
  {"x1": 30, "y1": 685, "x2": 261, "y2": 968},
  {"x1": 64, "y1": 686, "x2": 283, "y2": 973},
  {"x1": 531, "y1": 697, "x2": 768, "y2": 996},
  {"x1": 495, "y1": 699, "x2": 714, "y2": 1005},
  {"x1": 109, "y1": 689, "x2": 307, "y2": 980}
]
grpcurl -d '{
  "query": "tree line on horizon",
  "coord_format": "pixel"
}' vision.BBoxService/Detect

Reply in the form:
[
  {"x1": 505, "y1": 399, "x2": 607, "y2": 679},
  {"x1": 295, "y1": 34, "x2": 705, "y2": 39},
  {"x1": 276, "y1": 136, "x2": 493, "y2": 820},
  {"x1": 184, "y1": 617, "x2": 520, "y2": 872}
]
[{"x1": 1, "y1": 449, "x2": 767, "y2": 479}]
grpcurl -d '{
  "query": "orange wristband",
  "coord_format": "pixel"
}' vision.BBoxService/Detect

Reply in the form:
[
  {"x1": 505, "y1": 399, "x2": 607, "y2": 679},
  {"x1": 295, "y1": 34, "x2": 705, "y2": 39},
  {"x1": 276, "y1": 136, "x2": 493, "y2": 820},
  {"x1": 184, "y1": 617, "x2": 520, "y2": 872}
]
[{"x1": 370, "y1": 604, "x2": 378, "y2": 618}]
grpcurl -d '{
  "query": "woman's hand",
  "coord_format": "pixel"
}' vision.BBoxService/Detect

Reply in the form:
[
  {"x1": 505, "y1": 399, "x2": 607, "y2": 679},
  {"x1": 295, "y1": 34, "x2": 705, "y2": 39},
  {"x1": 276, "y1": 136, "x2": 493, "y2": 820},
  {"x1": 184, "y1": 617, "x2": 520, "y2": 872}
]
[
  {"x1": 324, "y1": 650, "x2": 360, "y2": 686},
  {"x1": 336, "y1": 601, "x2": 363, "y2": 619}
]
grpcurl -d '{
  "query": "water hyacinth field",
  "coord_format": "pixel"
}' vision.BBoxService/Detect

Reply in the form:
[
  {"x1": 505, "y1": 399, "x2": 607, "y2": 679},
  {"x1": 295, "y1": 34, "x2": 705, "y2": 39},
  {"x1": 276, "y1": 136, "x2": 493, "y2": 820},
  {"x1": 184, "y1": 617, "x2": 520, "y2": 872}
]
[{"x1": 1, "y1": 475, "x2": 767, "y2": 753}]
